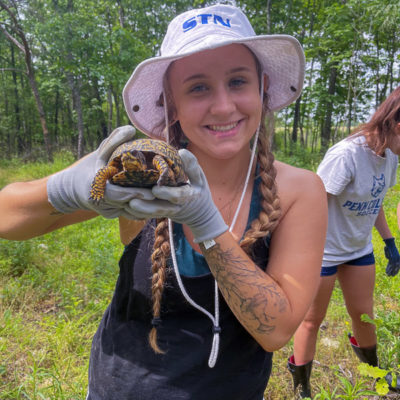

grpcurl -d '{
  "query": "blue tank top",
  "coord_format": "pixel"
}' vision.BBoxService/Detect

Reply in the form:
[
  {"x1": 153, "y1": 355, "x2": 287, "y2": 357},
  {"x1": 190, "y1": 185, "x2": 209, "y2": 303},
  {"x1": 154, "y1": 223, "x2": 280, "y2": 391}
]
[
  {"x1": 175, "y1": 174, "x2": 262, "y2": 276},
  {"x1": 87, "y1": 173, "x2": 272, "y2": 400}
]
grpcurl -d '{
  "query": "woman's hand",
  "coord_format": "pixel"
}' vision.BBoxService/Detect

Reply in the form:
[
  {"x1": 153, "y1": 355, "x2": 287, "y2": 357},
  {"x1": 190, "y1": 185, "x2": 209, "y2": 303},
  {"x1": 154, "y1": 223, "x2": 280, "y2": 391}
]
[
  {"x1": 384, "y1": 238, "x2": 400, "y2": 277},
  {"x1": 125, "y1": 149, "x2": 228, "y2": 242},
  {"x1": 47, "y1": 126, "x2": 154, "y2": 219}
]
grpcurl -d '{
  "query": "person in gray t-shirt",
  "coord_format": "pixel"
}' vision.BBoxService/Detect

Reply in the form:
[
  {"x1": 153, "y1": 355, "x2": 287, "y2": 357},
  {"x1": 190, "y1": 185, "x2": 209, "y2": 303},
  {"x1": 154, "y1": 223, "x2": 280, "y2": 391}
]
[{"x1": 287, "y1": 86, "x2": 400, "y2": 398}]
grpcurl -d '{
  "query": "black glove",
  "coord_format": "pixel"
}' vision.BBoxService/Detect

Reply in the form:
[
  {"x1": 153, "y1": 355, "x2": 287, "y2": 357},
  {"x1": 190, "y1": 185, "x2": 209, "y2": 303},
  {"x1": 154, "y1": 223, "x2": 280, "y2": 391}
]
[{"x1": 383, "y1": 238, "x2": 400, "y2": 277}]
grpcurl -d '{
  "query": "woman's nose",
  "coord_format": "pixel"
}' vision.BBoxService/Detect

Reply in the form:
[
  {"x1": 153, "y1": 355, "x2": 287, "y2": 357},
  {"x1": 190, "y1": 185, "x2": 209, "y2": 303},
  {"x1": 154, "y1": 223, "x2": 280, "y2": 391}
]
[{"x1": 209, "y1": 86, "x2": 236, "y2": 116}]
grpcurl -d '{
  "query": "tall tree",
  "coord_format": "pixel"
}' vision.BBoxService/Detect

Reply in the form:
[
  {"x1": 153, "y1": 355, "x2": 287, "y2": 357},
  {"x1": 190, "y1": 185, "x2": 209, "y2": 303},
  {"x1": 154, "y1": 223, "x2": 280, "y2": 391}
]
[{"x1": 0, "y1": 0, "x2": 53, "y2": 160}]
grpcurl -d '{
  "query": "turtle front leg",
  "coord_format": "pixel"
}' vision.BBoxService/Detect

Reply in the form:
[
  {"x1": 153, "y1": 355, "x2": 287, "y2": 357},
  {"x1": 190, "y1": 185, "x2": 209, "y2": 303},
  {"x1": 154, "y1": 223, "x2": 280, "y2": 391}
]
[
  {"x1": 90, "y1": 165, "x2": 119, "y2": 203},
  {"x1": 153, "y1": 155, "x2": 176, "y2": 186}
]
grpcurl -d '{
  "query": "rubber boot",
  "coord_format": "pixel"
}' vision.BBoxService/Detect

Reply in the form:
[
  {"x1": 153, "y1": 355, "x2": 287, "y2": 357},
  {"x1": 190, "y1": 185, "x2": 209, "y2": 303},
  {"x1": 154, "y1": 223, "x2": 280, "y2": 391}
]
[
  {"x1": 348, "y1": 334, "x2": 378, "y2": 366},
  {"x1": 348, "y1": 334, "x2": 400, "y2": 392},
  {"x1": 287, "y1": 355, "x2": 312, "y2": 399}
]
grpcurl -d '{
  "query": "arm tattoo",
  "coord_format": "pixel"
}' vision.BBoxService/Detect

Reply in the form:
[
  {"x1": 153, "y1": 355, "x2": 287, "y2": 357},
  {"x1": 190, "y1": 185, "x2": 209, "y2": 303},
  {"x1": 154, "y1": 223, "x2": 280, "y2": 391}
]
[
  {"x1": 50, "y1": 210, "x2": 64, "y2": 216},
  {"x1": 200, "y1": 242, "x2": 288, "y2": 336}
]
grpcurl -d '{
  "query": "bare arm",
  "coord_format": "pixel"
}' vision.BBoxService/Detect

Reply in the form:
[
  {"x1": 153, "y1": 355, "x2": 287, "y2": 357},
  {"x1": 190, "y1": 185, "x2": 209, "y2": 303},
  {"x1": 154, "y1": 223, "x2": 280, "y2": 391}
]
[
  {"x1": 374, "y1": 206, "x2": 393, "y2": 240},
  {"x1": 0, "y1": 177, "x2": 96, "y2": 240},
  {"x1": 119, "y1": 217, "x2": 146, "y2": 245},
  {"x1": 200, "y1": 165, "x2": 328, "y2": 352}
]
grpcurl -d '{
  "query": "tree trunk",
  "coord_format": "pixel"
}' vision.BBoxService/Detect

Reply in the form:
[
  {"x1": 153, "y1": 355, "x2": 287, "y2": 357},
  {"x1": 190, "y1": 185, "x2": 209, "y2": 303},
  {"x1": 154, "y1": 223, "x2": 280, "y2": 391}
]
[
  {"x1": 321, "y1": 64, "x2": 338, "y2": 152},
  {"x1": 291, "y1": 95, "x2": 301, "y2": 144},
  {"x1": 116, "y1": 0, "x2": 125, "y2": 28},
  {"x1": 266, "y1": 0, "x2": 272, "y2": 33},
  {"x1": 107, "y1": 86, "x2": 113, "y2": 135},
  {"x1": 67, "y1": 71, "x2": 84, "y2": 158},
  {"x1": 54, "y1": 87, "x2": 59, "y2": 146},
  {"x1": 93, "y1": 78, "x2": 108, "y2": 140},
  {"x1": 10, "y1": 44, "x2": 23, "y2": 154},
  {"x1": 112, "y1": 86, "x2": 121, "y2": 128},
  {"x1": 0, "y1": 0, "x2": 53, "y2": 161},
  {"x1": 347, "y1": 94, "x2": 353, "y2": 136}
]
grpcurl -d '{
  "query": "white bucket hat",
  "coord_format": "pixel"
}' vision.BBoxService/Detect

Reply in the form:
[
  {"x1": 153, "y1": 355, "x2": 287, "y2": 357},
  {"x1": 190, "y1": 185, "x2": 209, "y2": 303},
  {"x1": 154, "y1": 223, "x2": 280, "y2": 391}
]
[{"x1": 123, "y1": 3, "x2": 305, "y2": 140}]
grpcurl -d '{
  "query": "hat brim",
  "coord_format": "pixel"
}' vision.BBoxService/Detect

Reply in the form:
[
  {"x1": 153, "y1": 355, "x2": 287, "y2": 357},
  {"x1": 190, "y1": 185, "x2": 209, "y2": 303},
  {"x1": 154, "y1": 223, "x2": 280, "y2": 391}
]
[{"x1": 123, "y1": 34, "x2": 305, "y2": 139}]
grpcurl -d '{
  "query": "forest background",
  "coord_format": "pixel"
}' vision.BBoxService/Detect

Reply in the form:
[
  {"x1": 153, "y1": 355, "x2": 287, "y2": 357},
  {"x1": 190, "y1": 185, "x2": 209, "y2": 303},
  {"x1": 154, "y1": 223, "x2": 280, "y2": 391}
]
[
  {"x1": 1, "y1": 0, "x2": 400, "y2": 399},
  {"x1": 0, "y1": 0, "x2": 399, "y2": 159}
]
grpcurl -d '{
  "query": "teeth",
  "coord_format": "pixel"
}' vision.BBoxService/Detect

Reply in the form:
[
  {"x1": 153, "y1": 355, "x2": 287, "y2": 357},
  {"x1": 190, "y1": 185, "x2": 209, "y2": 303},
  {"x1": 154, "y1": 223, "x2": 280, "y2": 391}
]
[{"x1": 209, "y1": 122, "x2": 237, "y2": 132}]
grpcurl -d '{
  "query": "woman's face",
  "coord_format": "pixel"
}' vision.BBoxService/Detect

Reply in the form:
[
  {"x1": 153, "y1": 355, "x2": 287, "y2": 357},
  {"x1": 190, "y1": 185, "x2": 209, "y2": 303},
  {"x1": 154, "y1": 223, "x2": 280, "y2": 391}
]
[{"x1": 167, "y1": 44, "x2": 262, "y2": 160}]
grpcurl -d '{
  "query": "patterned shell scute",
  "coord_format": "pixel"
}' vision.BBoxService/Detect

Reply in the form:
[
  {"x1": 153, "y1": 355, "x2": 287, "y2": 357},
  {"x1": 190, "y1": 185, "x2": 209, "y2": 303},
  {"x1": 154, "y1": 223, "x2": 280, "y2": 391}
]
[{"x1": 110, "y1": 139, "x2": 181, "y2": 170}]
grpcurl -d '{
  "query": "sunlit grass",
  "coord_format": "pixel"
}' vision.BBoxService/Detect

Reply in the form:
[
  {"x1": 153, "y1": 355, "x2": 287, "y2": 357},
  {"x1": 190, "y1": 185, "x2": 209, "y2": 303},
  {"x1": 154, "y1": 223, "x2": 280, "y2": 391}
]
[{"x1": 0, "y1": 151, "x2": 399, "y2": 399}]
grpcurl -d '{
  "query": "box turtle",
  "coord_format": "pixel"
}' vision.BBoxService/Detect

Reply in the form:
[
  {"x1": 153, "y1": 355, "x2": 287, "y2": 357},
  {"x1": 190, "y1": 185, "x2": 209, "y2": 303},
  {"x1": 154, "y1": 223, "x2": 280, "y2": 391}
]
[{"x1": 90, "y1": 139, "x2": 187, "y2": 203}]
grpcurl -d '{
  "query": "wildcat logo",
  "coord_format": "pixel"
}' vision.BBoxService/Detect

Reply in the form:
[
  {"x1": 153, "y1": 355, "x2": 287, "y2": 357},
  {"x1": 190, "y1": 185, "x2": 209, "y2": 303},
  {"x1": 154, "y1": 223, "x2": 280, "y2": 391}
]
[
  {"x1": 371, "y1": 174, "x2": 385, "y2": 198},
  {"x1": 183, "y1": 14, "x2": 231, "y2": 32}
]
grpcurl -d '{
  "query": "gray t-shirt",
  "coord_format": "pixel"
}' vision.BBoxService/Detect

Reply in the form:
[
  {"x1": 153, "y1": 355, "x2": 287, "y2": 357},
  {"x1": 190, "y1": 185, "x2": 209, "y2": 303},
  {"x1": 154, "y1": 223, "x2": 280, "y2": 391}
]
[{"x1": 317, "y1": 135, "x2": 398, "y2": 267}]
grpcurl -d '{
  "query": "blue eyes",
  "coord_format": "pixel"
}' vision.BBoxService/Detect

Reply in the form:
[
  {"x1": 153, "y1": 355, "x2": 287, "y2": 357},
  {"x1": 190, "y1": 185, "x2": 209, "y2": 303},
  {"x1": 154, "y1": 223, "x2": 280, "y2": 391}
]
[
  {"x1": 230, "y1": 78, "x2": 246, "y2": 87},
  {"x1": 189, "y1": 78, "x2": 247, "y2": 94},
  {"x1": 190, "y1": 84, "x2": 207, "y2": 93}
]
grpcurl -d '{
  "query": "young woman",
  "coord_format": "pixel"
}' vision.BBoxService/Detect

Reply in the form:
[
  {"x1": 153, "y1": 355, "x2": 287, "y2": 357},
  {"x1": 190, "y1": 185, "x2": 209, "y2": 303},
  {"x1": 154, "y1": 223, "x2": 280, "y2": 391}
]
[
  {"x1": 0, "y1": 5, "x2": 327, "y2": 399},
  {"x1": 288, "y1": 86, "x2": 400, "y2": 398}
]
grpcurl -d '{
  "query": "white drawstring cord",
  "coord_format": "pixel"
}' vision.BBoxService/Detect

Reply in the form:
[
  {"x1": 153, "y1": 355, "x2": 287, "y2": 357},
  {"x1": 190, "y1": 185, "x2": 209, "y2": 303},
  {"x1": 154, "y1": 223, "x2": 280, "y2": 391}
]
[
  {"x1": 163, "y1": 92, "x2": 170, "y2": 144},
  {"x1": 163, "y1": 74, "x2": 264, "y2": 368},
  {"x1": 168, "y1": 219, "x2": 220, "y2": 367},
  {"x1": 229, "y1": 77, "x2": 263, "y2": 232}
]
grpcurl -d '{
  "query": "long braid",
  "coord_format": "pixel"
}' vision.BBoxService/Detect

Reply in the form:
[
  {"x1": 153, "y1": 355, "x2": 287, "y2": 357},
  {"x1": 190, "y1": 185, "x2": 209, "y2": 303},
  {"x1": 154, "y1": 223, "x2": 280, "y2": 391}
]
[
  {"x1": 148, "y1": 126, "x2": 281, "y2": 351},
  {"x1": 149, "y1": 218, "x2": 170, "y2": 353},
  {"x1": 148, "y1": 72, "x2": 177, "y2": 353},
  {"x1": 240, "y1": 116, "x2": 281, "y2": 255}
]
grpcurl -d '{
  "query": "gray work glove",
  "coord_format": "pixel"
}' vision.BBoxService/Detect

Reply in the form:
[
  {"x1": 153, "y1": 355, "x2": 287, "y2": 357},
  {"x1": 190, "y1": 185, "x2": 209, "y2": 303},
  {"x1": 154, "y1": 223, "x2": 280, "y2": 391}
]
[
  {"x1": 47, "y1": 125, "x2": 154, "y2": 218},
  {"x1": 125, "y1": 149, "x2": 228, "y2": 243}
]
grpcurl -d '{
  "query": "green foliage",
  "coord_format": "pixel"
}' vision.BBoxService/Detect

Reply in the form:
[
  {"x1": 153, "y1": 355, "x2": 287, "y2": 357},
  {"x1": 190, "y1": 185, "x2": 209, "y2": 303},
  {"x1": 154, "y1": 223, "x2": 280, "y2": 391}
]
[
  {"x1": 265, "y1": 170, "x2": 400, "y2": 399},
  {"x1": 0, "y1": 215, "x2": 122, "y2": 398},
  {"x1": 357, "y1": 363, "x2": 389, "y2": 396},
  {"x1": 314, "y1": 386, "x2": 338, "y2": 400},
  {"x1": 275, "y1": 142, "x2": 322, "y2": 171},
  {"x1": 0, "y1": 155, "x2": 123, "y2": 399},
  {"x1": 0, "y1": 151, "x2": 74, "y2": 187},
  {"x1": 2, "y1": 157, "x2": 400, "y2": 399},
  {"x1": 335, "y1": 374, "x2": 377, "y2": 399},
  {"x1": 1, "y1": 0, "x2": 400, "y2": 159}
]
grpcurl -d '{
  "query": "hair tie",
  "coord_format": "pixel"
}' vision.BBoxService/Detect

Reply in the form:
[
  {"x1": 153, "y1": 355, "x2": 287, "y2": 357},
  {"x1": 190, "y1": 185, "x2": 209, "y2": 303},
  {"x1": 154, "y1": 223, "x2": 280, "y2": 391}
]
[{"x1": 151, "y1": 317, "x2": 162, "y2": 327}]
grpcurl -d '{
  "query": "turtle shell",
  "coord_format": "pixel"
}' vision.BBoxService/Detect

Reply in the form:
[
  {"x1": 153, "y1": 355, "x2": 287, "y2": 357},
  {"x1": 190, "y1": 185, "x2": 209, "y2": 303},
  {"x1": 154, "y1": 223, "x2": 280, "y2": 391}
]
[{"x1": 90, "y1": 138, "x2": 187, "y2": 202}]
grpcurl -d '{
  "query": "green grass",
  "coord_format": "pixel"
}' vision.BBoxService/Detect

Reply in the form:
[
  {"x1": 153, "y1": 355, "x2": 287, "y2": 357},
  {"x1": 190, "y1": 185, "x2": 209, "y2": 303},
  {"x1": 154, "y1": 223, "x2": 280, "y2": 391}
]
[
  {"x1": 1, "y1": 151, "x2": 399, "y2": 399},
  {"x1": 267, "y1": 151, "x2": 400, "y2": 399},
  {"x1": 0, "y1": 153, "x2": 124, "y2": 399}
]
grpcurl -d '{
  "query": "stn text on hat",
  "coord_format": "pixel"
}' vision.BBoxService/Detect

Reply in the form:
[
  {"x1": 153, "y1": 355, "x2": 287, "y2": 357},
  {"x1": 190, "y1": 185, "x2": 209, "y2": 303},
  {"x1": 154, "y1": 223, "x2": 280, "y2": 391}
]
[{"x1": 183, "y1": 14, "x2": 232, "y2": 33}]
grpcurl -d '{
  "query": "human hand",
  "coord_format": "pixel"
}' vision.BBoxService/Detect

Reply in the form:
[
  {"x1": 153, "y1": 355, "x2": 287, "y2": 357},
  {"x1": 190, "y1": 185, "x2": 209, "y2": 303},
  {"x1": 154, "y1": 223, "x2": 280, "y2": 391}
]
[
  {"x1": 47, "y1": 126, "x2": 154, "y2": 218},
  {"x1": 383, "y1": 238, "x2": 400, "y2": 277},
  {"x1": 125, "y1": 149, "x2": 228, "y2": 243}
]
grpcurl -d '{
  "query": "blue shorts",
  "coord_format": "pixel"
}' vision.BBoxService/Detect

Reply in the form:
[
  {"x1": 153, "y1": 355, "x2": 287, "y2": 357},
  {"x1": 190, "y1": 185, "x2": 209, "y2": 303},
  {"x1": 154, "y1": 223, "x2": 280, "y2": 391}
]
[{"x1": 320, "y1": 252, "x2": 375, "y2": 277}]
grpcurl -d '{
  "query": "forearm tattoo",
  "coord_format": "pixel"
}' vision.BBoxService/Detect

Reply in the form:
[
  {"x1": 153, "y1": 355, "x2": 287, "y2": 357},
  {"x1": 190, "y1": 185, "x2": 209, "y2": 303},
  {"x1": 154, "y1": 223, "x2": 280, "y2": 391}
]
[
  {"x1": 50, "y1": 210, "x2": 64, "y2": 216},
  {"x1": 200, "y1": 242, "x2": 288, "y2": 336}
]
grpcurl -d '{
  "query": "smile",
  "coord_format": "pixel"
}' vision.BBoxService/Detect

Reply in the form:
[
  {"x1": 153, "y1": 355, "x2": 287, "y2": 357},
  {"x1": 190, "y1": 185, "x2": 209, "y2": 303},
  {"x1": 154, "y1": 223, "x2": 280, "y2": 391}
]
[{"x1": 208, "y1": 122, "x2": 238, "y2": 132}]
